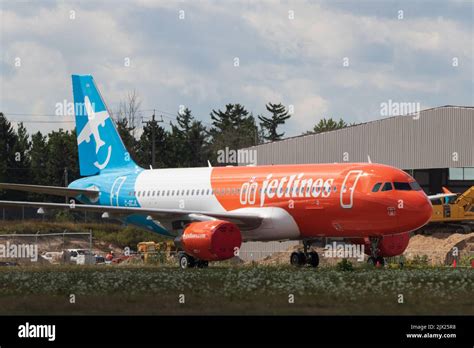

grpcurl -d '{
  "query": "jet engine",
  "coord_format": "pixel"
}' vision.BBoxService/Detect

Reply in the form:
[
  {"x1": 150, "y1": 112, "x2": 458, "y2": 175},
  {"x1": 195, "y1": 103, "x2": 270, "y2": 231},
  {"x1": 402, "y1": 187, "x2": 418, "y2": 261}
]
[{"x1": 179, "y1": 220, "x2": 242, "y2": 261}]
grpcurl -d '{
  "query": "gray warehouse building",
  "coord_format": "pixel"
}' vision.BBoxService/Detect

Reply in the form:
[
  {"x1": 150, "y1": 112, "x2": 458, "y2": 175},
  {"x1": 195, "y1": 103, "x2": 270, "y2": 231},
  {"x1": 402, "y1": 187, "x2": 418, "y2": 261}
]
[{"x1": 244, "y1": 106, "x2": 474, "y2": 195}]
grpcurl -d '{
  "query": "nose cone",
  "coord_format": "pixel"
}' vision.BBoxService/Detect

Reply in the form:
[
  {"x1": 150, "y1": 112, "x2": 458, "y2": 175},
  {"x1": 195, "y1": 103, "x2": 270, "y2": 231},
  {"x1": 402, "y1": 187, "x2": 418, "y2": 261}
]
[
  {"x1": 398, "y1": 193, "x2": 432, "y2": 232},
  {"x1": 417, "y1": 195, "x2": 433, "y2": 228}
]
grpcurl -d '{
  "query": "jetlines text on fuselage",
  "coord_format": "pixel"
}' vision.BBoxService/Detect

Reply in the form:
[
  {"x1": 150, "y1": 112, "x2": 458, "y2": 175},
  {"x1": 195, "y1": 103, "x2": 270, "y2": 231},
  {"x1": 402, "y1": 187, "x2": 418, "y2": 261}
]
[{"x1": 240, "y1": 173, "x2": 335, "y2": 207}]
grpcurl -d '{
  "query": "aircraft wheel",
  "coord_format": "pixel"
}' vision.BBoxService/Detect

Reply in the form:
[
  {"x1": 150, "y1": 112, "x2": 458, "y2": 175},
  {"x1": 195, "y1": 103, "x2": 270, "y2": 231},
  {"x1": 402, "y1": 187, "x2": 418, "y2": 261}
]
[
  {"x1": 297, "y1": 252, "x2": 307, "y2": 265},
  {"x1": 290, "y1": 252, "x2": 306, "y2": 266},
  {"x1": 290, "y1": 252, "x2": 301, "y2": 266},
  {"x1": 308, "y1": 251, "x2": 319, "y2": 267},
  {"x1": 179, "y1": 253, "x2": 195, "y2": 269}
]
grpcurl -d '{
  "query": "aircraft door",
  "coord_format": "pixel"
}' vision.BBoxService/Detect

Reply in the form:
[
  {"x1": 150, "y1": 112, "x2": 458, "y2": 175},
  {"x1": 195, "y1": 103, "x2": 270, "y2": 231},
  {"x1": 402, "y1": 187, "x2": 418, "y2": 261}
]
[
  {"x1": 110, "y1": 176, "x2": 127, "y2": 206},
  {"x1": 340, "y1": 170, "x2": 363, "y2": 209}
]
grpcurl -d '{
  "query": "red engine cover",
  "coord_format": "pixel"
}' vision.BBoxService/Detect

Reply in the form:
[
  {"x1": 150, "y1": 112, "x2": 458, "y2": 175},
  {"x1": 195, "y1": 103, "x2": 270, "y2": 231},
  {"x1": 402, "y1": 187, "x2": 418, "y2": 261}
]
[
  {"x1": 181, "y1": 220, "x2": 242, "y2": 261},
  {"x1": 351, "y1": 233, "x2": 410, "y2": 257}
]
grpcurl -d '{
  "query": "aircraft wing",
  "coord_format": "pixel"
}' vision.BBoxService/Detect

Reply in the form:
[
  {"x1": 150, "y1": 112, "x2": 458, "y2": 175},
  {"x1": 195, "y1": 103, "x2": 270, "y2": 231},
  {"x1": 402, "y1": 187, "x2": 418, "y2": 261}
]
[
  {"x1": 0, "y1": 183, "x2": 99, "y2": 199},
  {"x1": 0, "y1": 200, "x2": 263, "y2": 230},
  {"x1": 427, "y1": 193, "x2": 458, "y2": 201}
]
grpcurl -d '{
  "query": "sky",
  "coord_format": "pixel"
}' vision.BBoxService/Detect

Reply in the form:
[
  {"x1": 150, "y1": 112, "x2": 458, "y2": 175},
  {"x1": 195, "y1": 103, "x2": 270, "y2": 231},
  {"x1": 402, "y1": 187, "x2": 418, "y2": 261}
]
[{"x1": 0, "y1": 0, "x2": 473, "y2": 137}]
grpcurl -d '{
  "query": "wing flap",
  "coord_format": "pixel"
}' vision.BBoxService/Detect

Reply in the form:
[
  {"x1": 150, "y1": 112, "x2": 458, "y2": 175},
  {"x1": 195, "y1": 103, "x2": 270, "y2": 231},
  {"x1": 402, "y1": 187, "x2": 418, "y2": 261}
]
[
  {"x1": 427, "y1": 193, "x2": 457, "y2": 201},
  {"x1": 0, "y1": 183, "x2": 99, "y2": 199},
  {"x1": 0, "y1": 200, "x2": 263, "y2": 229}
]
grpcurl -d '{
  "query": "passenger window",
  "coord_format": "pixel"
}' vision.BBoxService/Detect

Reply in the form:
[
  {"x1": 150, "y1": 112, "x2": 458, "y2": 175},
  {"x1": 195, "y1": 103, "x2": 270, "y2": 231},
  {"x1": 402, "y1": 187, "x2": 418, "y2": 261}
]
[
  {"x1": 394, "y1": 182, "x2": 412, "y2": 191},
  {"x1": 381, "y1": 182, "x2": 393, "y2": 191},
  {"x1": 372, "y1": 183, "x2": 382, "y2": 192}
]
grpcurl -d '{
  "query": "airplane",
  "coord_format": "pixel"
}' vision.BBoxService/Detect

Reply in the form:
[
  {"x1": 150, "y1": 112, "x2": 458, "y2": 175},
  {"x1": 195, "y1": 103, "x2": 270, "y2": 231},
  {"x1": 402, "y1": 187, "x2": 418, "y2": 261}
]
[{"x1": 0, "y1": 75, "x2": 450, "y2": 269}]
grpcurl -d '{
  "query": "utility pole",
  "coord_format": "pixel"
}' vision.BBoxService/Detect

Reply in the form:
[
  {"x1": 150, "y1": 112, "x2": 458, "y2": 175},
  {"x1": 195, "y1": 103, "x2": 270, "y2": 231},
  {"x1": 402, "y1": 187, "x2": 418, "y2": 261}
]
[
  {"x1": 64, "y1": 167, "x2": 68, "y2": 204},
  {"x1": 142, "y1": 110, "x2": 163, "y2": 169}
]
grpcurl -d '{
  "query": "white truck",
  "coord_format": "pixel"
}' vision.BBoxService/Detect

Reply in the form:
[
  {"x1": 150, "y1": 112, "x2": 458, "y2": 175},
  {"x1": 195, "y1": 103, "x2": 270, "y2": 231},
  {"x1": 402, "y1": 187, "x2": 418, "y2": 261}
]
[{"x1": 67, "y1": 249, "x2": 95, "y2": 265}]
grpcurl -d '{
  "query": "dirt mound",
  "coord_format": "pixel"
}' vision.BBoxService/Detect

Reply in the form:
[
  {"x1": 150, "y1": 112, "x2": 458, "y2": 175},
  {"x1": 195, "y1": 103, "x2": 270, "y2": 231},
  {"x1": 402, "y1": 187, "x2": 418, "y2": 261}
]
[
  {"x1": 404, "y1": 232, "x2": 474, "y2": 265},
  {"x1": 257, "y1": 232, "x2": 474, "y2": 266}
]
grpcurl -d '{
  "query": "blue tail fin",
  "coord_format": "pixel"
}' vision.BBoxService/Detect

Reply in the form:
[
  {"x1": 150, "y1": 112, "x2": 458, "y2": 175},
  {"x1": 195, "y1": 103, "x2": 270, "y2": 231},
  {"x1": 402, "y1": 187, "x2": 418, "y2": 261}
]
[{"x1": 72, "y1": 75, "x2": 138, "y2": 176}]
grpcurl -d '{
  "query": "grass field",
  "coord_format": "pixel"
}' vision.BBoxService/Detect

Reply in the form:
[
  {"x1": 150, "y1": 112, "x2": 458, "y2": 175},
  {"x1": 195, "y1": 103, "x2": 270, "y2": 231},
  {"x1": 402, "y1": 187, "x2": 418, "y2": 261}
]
[{"x1": 0, "y1": 265, "x2": 472, "y2": 315}]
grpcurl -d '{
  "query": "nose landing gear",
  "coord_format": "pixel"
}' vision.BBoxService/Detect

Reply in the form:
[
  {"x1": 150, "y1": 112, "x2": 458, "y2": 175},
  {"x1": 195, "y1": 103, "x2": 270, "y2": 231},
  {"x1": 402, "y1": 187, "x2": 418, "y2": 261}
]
[
  {"x1": 367, "y1": 237, "x2": 385, "y2": 267},
  {"x1": 290, "y1": 240, "x2": 320, "y2": 268}
]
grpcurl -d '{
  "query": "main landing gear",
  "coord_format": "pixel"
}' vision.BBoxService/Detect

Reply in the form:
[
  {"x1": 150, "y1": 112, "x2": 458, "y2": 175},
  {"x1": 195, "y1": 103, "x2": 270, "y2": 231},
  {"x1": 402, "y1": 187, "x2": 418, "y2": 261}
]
[
  {"x1": 290, "y1": 240, "x2": 319, "y2": 268},
  {"x1": 178, "y1": 252, "x2": 209, "y2": 269},
  {"x1": 367, "y1": 237, "x2": 385, "y2": 267}
]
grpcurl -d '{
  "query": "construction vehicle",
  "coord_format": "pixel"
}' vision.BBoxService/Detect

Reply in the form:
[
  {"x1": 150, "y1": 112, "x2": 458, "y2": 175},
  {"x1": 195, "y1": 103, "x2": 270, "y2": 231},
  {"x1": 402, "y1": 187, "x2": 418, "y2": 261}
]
[
  {"x1": 426, "y1": 186, "x2": 474, "y2": 233},
  {"x1": 137, "y1": 241, "x2": 178, "y2": 264}
]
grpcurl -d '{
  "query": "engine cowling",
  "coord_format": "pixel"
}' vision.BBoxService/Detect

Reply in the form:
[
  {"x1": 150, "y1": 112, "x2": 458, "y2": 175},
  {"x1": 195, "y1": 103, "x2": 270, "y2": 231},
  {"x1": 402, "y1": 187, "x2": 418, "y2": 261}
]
[
  {"x1": 351, "y1": 233, "x2": 410, "y2": 257},
  {"x1": 179, "y1": 220, "x2": 242, "y2": 261}
]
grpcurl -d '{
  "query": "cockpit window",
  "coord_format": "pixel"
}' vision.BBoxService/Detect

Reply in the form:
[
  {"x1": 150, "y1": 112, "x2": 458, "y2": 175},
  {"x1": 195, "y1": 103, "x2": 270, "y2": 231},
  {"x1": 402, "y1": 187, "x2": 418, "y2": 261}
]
[
  {"x1": 381, "y1": 182, "x2": 393, "y2": 191},
  {"x1": 409, "y1": 181, "x2": 422, "y2": 191},
  {"x1": 372, "y1": 182, "x2": 382, "y2": 192},
  {"x1": 394, "y1": 182, "x2": 412, "y2": 191}
]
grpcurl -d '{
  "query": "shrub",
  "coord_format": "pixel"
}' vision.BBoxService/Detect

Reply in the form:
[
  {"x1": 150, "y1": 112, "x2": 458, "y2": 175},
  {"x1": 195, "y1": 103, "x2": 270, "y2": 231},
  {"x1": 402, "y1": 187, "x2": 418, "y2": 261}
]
[{"x1": 336, "y1": 259, "x2": 354, "y2": 271}]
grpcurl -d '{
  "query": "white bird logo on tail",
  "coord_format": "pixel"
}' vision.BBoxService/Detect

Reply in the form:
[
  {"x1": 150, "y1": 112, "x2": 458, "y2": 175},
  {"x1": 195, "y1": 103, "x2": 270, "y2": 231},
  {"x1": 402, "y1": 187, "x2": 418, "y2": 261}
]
[
  {"x1": 77, "y1": 96, "x2": 112, "y2": 170},
  {"x1": 77, "y1": 96, "x2": 108, "y2": 153}
]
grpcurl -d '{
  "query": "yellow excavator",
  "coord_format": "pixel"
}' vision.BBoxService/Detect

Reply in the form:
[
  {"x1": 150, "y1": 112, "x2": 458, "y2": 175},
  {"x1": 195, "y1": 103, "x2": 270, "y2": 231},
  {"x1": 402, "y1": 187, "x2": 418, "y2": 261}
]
[
  {"x1": 137, "y1": 241, "x2": 177, "y2": 264},
  {"x1": 428, "y1": 186, "x2": 474, "y2": 233}
]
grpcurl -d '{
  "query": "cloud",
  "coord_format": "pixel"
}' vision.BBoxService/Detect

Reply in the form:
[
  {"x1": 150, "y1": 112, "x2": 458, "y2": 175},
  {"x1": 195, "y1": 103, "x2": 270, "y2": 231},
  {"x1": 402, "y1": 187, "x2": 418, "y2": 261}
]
[{"x1": 0, "y1": 0, "x2": 472, "y2": 137}]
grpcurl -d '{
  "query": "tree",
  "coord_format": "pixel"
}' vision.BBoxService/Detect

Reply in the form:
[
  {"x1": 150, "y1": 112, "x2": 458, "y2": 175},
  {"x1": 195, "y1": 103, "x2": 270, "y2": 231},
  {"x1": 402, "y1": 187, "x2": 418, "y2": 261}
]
[
  {"x1": 258, "y1": 102, "x2": 291, "y2": 142},
  {"x1": 45, "y1": 129, "x2": 79, "y2": 200},
  {"x1": 0, "y1": 113, "x2": 21, "y2": 199},
  {"x1": 209, "y1": 104, "x2": 259, "y2": 165},
  {"x1": 117, "y1": 90, "x2": 141, "y2": 138},
  {"x1": 169, "y1": 108, "x2": 209, "y2": 167},
  {"x1": 30, "y1": 131, "x2": 48, "y2": 186},
  {"x1": 136, "y1": 117, "x2": 170, "y2": 168},
  {"x1": 12, "y1": 122, "x2": 31, "y2": 185},
  {"x1": 308, "y1": 118, "x2": 349, "y2": 134},
  {"x1": 115, "y1": 117, "x2": 138, "y2": 162}
]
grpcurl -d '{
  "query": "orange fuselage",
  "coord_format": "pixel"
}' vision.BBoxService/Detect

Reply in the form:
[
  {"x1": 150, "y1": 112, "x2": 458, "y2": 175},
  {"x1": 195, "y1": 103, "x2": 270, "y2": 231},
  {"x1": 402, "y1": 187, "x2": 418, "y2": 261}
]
[{"x1": 210, "y1": 163, "x2": 432, "y2": 238}]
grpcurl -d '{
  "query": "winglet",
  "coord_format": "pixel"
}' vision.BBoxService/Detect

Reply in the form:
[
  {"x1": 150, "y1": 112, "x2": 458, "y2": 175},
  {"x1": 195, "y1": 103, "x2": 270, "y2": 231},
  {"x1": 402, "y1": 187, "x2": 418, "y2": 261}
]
[{"x1": 442, "y1": 186, "x2": 452, "y2": 194}]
